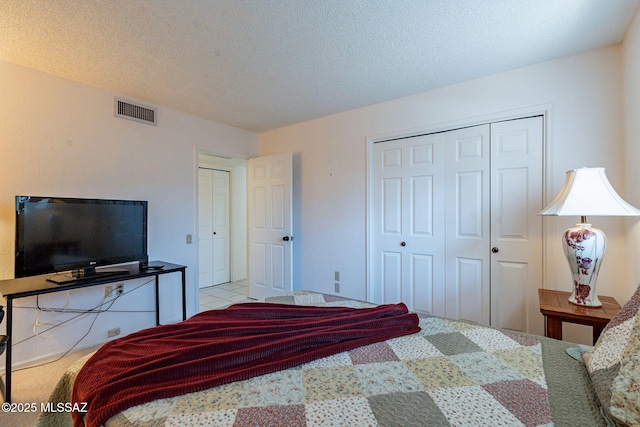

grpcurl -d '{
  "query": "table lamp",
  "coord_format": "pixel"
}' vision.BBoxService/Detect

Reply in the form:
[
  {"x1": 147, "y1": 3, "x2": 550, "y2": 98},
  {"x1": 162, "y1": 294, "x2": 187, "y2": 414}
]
[{"x1": 540, "y1": 168, "x2": 640, "y2": 306}]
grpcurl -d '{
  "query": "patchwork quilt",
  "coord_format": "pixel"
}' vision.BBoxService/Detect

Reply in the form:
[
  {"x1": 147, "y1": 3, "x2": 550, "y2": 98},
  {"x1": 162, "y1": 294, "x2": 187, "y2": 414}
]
[{"x1": 39, "y1": 291, "x2": 605, "y2": 427}]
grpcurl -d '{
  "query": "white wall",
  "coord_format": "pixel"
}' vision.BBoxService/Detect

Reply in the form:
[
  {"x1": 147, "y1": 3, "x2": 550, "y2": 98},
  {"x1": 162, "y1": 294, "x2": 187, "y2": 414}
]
[
  {"x1": 623, "y1": 9, "x2": 640, "y2": 299},
  {"x1": 0, "y1": 60, "x2": 258, "y2": 367},
  {"x1": 259, "y1": 46, "x2": 628, "y2": 344}
]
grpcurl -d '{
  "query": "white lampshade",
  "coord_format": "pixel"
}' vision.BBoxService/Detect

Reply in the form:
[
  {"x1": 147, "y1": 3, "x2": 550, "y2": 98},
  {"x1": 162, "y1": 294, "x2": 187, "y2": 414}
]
[{"x1": 540, "y1": 167, "x2": 640, "y2": 217}]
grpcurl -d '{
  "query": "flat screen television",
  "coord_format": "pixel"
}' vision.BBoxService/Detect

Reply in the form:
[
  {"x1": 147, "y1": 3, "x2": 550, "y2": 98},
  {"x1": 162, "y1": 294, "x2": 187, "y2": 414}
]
[{"x1": 15, "y1": 196, "x2": 148, "y2": 282}]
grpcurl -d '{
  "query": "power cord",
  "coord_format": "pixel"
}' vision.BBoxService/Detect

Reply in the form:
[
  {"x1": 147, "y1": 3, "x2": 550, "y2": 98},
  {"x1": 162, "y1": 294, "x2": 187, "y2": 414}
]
[
  {"x1": 12, "y1": 296, "x2": 118, "y2": 372},
  {"x1": 11, "y1": 277, "x2": 155, "y2": 348}
]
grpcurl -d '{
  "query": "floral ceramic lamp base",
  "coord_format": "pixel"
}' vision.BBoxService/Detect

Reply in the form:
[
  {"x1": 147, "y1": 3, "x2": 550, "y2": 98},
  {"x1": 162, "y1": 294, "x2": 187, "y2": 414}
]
[{"x1": 563, "y1": 223, "x2": 605, "y2": 307}]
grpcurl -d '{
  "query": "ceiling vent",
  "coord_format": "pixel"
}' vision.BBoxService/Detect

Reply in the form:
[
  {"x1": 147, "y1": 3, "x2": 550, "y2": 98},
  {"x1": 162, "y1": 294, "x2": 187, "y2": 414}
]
[{"x1": 114, "y1": 97, "x2": 157, "y2": 125}]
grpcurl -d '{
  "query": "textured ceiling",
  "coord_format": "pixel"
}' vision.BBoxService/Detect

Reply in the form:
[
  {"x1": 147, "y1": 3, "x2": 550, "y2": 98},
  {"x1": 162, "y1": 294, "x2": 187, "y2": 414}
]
[{"x1": 1, "y1": 0, "x2": 639, "y2": 132}]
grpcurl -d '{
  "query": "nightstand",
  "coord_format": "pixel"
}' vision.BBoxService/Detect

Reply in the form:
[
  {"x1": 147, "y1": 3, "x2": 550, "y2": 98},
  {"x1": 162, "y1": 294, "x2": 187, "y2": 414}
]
[{"x1": 538, "y1": 288, "x2": 621, "y2": 344}]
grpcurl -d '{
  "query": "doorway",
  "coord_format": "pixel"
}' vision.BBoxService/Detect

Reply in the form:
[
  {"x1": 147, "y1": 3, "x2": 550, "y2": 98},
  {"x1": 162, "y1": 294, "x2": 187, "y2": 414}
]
[{"x1": 197, "y1": 154, "x2": 248, "y2": 291}]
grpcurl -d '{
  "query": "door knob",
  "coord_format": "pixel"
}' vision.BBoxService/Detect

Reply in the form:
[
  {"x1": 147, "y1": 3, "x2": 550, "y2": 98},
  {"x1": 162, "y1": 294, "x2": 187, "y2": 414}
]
[
  {"x1": 213, "y1": 232, "x2": 217, "y2": 235},
  {"x1": 283, "y1": 236, "x2": 294, "y2": 241},
  {"x1": 492, "y1": 247, "x2": 499, "y2": 253},
  {"x1": 401, "y1": 241, "x2": 406, "y2": 247}
]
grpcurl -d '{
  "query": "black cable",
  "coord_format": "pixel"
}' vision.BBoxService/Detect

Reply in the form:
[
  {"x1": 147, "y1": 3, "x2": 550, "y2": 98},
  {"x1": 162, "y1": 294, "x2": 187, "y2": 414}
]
[
  {"x1": 11, "y1": 278, "x2": 155, "y2": 346},
  {"x1": 12, "y1": 297, "x2": 117, "y2": 372},
  {"x1": 12, "y1": 277, "x2": 158, "y2": 372}
]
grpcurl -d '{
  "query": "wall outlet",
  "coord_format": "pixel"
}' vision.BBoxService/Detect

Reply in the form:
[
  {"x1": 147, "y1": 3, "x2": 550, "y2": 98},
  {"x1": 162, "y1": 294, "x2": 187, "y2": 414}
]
[
  {"x1": 335, "y1": 282, "x2": 340, "y2": 293},
  {"x1": 104, "y1": 285, "x2": 114, "y2": 298},
  {"x1": 105, "y1": 284, "x2": 124, "y2": 298},
  {"x1": 107, "y1": 328, "x2": 121, "y2": 338},
  {"x1": 186, "y1": 234, "x2": 193, "y2": 244},
  {"x1": 334, "y1": 271, "x2": 340, "y2": 281}
]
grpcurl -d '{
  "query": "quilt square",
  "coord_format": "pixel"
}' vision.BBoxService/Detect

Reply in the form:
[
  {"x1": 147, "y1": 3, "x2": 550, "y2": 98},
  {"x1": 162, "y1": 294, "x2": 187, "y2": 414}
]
[
  {"x1": 450, "y1": 352, "x2": 524, "y2": 385},
  {"x1": 171, "y1": 380, "x2": 246, "y2": 414},
  {"x1": 446, "y1": 318, "x2": 484, "y2": 332},
  {"x1": 166, "y1": 409, "x2": 236, "y2": 427},
  {"x1": 301, "y1": 351, "x2": 353, "y2": 369},
  {"x1": 355, "y1": 361, "x2": 423, "y2": 396},
  {"x1": 425, "y1": 332, "x2": 484, "y2": 356},
  {"x1": 483, "y1": 379, "x2": 553, "y2": 427},
  {"x1": 302, "y1": 365, "x2": 364, "y2": 402},
  {"x1": 387, "y1": 334, "x2": 443, "y2": 361},
  {"x1": 305, "y1": 397, "x2": 377, "y2": 427},
  {"x1": 242, "y1": 369, "x2": 305, "y2": 407},
  {"x1": 367, "y1": 391, "x2": 449, "y2": 427},
  {"x1": 123, "y1": 395, "x2": 177, "y2": 422},
  {"x1": 234, "y1": 404, "x2": 307, "y2": 427},
  {"x1": 349, "y1": 341, "x2": 400, "y2": 364},
  {"x1": 503, "y1": 332, "x2": 540, "y2": 347},
  {"x1": 463, "y1": 328, "x2": 522, "y2": 352},
  {"x1": 494, "y1": 347, "x2": 546, "y2": 379},
  {"x1": 405, "y1": 356, "x2": 476, "y2": 390},
  {"x1": 294, "y1": 293, "x2": 328, "y2": 305},
  {"x1": 418, "y1": 317, "x2": 457, "y2": 336},
  {"x1": 429, "y1": 385, "x2": 523, "y2": 426}
]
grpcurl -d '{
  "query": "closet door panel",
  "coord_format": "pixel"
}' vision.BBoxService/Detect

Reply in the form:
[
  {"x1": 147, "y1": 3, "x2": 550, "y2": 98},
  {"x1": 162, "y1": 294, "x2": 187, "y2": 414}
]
[
  {"x1": 373, "y1": 134, "x2": 445, "y2": 314},
  {"x1": 490, "y1": 116, "x2": 543, "y2": 334},
  {"x1": 445, "y1": 125, "x2": 491, "y2": 325}
]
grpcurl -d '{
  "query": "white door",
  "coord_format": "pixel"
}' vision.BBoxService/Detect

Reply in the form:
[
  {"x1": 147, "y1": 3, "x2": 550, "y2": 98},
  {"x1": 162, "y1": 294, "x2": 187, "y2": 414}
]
[
  {"x1": 373, "y1": 117, "x2": 543, "y2": 331},
  {"x1": 198, "y1": 168, "x2": 231, "y2": 288},
  {"x1": 373, "y1": 134, "x2": 446, "y2": 315},
  {"x1": 247, "y1": 152, "x2": 293, "y2": 300},
  {"x1": 490, "y1": 117, "x2": 543, "y2": 333},
  {"x1": 444, "y1": 124, "x2": 491, "y2": 326}
]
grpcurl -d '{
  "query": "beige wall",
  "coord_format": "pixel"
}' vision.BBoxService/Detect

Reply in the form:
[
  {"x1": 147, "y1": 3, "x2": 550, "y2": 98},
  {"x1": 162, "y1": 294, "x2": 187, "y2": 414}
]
[
  {"x1": 0, "y1": 60, "x2": 258, "y2": 367},
  {"x1": 259, "y1": 45, "x2": 627, "y2": 344}
]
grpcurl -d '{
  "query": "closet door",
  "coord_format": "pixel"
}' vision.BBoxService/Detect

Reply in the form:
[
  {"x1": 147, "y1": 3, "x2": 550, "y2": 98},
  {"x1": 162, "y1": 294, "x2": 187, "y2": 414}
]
[
  {"x1": 211, "y1": 170, "x2": 231, "y2": 285},
  {"x1": 373, "y1": 133, "x2": 446, "y2": 314},
  {"x1": 198, "y1": 168, "x2": 230, "y2": 288},
  {"x1": 444, "y1": 125, "x2": 491, "y2": 326},
  {"x1": 372, "y1": 117, "x2": 543, "y2": 332},
  {"x1": 490, "y1": 117, "x2": 543, "y2": 333},
  {"x1": 199, "y1": 168, "x2": 214, "y2": 288}
]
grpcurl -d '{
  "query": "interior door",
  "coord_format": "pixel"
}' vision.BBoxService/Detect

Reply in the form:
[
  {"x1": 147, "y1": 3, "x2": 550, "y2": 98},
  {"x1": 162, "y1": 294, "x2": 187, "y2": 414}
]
[
  {"x1": 198, "y1": 168, "x2": 230, "y2": 288},
  {"x1": 373, "y1": 134, "x2": 446, "y2": 314},
  {"x1": 490, "y1": 116, "x2": 543, "y2": 333},
  {"x1": 247, "y1": 152, "x2": 293, "y2": 299}
]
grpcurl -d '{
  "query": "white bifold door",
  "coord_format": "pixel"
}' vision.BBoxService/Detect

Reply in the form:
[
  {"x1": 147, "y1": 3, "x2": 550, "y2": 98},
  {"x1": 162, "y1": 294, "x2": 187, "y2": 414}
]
[
  {"x1": 198, "y1": 168, "x2": 231, "y2": 288},
  {"x1": 373, "y1": 116, "x2": 543, "y2": 333}
]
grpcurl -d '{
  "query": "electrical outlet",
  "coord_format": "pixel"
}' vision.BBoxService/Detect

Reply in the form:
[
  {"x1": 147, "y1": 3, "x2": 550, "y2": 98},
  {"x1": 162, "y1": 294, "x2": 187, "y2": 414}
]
[
  {"x1": 104, "y1": 285, "x2": 114, "y2": 298},
  {"x1": 186, "y1": 234, "x2": 193, "y2": 244},
  {"x1": 335, "y1": 282, "x2": 340, "y2": 293},
  {"x1": 116, "y1": 284, "x2": 124, "y2": 296},
  {"x1": 107, "y1": 328, "x2": 121, "y2": 338},
  {"x1": 334, "y1": 271, "x2": 340, "y2": 281}
]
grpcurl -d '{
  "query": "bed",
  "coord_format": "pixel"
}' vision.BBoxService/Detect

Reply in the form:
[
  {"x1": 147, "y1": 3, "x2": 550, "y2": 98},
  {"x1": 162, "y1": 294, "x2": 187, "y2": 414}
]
[{"x1": 38, "y1": 288, "x2": 640, "y2": 427}]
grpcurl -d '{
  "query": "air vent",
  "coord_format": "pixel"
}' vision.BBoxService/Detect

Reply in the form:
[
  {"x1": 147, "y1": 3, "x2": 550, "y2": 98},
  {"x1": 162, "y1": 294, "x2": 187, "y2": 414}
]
[{"x1": 114, "y1": 98, "x2": 157, "y2": 125}]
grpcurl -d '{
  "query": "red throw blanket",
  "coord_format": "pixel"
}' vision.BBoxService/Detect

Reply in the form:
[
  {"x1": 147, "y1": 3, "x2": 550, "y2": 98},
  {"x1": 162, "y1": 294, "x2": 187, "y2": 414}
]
[{"x1": 71, "y1": 302, "x2": 420, "y2": 427}]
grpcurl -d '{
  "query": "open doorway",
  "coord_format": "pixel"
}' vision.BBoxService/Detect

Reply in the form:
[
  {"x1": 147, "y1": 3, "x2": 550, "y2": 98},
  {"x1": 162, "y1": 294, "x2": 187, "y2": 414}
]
[{"x1": 197, "y1": 153, "x2": 248, "y2": 311}]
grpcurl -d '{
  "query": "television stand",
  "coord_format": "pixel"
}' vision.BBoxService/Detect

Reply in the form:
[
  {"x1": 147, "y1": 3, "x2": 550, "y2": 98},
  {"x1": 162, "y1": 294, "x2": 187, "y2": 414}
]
[
  {"x1": 46, "y1": 268, "x2": 130, "y2": 285},
  {"x1": 0, "y1": 260, "x2": 186, "y2": 403}
]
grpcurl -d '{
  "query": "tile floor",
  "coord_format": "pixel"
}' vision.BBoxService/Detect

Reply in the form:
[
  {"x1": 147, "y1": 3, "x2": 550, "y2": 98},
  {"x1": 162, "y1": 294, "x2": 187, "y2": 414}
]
[{"x1": 199, "y1": 279, "x2": 254, "y2": 312}]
